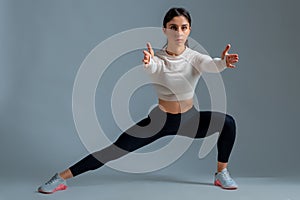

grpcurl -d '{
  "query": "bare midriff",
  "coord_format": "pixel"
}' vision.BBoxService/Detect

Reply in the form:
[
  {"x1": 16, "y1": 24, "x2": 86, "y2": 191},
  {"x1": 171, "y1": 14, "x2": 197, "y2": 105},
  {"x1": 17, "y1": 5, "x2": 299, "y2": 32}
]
[{"x1": 158, "y1": 98, "x2": 194, "y2": 114}]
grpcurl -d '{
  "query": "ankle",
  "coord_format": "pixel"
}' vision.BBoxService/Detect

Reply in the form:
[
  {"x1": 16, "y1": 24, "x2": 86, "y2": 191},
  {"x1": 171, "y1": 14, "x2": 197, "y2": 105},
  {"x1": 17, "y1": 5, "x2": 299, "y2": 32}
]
[
  {"x1": 58, "y1": 173, "x2": 66, "y2": 180},
  {"x1": 59, "y1": 169, "x2": 73, "y2": 180},
  {"x1": 217, "y1": 161, "x2": 228, "y2": 173}
]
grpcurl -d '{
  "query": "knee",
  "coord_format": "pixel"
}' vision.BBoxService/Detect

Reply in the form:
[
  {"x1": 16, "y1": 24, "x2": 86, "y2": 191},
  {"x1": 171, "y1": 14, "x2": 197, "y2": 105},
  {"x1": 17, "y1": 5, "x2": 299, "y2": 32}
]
[
  {"x1": 223, "y1": 114, "x2": 236, "y2": 136},
  {"x1": 225, "y1": 114, "x2": 236, "y2": 128}
]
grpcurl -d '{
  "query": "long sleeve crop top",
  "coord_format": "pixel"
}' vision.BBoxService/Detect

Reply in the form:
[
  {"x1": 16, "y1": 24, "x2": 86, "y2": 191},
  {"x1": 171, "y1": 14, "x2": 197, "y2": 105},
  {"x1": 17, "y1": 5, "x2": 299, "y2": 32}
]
[{"x1": 144, "y1": 47, "x2": 227, "y2": 101}]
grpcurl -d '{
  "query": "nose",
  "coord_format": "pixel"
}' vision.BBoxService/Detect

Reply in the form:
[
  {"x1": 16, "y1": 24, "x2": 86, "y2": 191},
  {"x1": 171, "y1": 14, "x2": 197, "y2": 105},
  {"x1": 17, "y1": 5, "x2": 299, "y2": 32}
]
[{"x1": 175, "y1": 28, "x2": 184, "y2": 36}]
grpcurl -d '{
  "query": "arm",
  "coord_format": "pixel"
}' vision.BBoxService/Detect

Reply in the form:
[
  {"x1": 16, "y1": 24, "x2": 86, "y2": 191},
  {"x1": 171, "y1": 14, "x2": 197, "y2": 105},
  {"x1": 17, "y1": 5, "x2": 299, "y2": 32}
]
[
  {"x1": 142, "y1": 42, "x2": 164, "y2": 74},
  {"x1": 193, "y1": 44, "x2": 239, "y2": 73},
  {"x1": 193, "y1": 54, "x2": 227, "y2": 73}
]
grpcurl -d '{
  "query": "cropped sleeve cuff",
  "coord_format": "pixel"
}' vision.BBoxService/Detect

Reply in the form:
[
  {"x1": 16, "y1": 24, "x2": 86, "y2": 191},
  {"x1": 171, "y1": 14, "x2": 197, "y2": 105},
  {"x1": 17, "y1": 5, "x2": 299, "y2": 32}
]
[
  {"x1": 144, "y1": 56, "x2": 158, "y2": 74},
  {"x1": 213, "y1": 57, "x2": 227, "y2": 72}
]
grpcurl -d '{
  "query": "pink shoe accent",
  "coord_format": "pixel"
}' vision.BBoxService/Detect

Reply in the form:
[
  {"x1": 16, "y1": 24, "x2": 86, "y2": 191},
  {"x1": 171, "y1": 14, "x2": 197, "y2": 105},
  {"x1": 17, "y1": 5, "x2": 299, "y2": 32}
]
[
  {"x1": 55, "y1": 184, "x2": 68, "y2": 192},
  {"x1": 214, "y1": 179, "x2": 222, "y2": 187},
  {"x1": 214, "y1": 180, "x2": 237, "y2": 190},
  {"x1": 38, "y1": 184, "x2": 68, "y2": 194}
]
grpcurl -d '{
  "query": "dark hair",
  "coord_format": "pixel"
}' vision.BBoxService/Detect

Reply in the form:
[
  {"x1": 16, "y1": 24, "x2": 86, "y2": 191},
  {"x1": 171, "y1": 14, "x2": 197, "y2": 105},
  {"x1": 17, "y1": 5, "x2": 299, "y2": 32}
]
[{"x1": 163, "y1": 7, "x2": 191, "y2": 28}]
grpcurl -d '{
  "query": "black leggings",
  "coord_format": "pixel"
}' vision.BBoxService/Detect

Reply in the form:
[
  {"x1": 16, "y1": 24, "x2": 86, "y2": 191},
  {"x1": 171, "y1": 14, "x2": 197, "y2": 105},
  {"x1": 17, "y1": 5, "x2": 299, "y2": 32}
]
[{"x1": 69, "y1": 106, "x2": 236, "y2": 177}]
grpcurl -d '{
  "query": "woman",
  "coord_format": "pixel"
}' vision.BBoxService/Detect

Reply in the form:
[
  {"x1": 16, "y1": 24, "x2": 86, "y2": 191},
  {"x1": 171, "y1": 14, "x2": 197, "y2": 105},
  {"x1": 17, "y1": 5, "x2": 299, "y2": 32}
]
[{"x1": 38, "y1": 7, "x2": 239, "y2": 193}]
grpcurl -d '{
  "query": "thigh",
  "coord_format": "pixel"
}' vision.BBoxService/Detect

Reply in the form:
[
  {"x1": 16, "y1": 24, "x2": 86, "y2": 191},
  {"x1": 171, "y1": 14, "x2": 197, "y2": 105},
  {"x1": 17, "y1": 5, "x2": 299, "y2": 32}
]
[
  {"x1": 113, "y1": 109, "x2": 178, "y2": 152},
  {"x1": 178, "y1": 111, "x2": 227, "y2": 139}
]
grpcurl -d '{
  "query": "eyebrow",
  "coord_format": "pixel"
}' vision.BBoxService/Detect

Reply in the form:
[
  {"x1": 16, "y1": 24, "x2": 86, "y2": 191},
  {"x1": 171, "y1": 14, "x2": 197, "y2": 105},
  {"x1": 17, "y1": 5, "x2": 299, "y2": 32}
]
[{"x1": 168, "y1": 24, "x2": 189, "y2": 26}]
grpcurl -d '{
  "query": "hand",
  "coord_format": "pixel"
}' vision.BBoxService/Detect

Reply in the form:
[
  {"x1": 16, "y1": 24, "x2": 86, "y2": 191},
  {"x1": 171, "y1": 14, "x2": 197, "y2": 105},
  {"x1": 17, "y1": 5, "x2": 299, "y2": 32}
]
[
  {"x1": 142, "y1": 42, "x2": 154, "y2": 64},
  {"x1": 221, "y1": 44, "x2": 239, "y2": 68}
]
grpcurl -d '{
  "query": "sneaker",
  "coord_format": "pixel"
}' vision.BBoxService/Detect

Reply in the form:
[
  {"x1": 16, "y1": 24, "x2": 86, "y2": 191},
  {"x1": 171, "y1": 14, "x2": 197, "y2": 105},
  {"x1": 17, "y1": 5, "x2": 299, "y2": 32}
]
[
  {"x1": 214, "y1": 168, "x2": 238, "y2": 190},
  {"x1": 38, "y1": 173, "x2": 68, "y2": 194}
]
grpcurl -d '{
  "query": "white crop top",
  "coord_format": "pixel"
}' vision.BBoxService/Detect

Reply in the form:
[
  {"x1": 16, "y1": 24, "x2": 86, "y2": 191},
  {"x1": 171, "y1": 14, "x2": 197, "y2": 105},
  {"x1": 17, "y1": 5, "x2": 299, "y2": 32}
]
[{"x1": 144, "y1": 47, "x2": 227, "y2": 101}]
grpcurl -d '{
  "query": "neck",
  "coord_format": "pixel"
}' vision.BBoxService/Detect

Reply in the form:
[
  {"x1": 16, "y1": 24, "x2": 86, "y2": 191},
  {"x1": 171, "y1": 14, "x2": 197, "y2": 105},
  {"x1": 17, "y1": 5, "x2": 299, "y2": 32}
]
[{"x1": 166, "y1": 44, "x2": 186, "y2": 56}]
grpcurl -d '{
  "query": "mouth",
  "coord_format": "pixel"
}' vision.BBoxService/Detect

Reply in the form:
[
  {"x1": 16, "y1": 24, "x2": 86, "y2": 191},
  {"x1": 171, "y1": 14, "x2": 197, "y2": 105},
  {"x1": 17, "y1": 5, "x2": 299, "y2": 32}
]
[{"x1": 176, "y1": 38, "x2": 184, "y2": 42}]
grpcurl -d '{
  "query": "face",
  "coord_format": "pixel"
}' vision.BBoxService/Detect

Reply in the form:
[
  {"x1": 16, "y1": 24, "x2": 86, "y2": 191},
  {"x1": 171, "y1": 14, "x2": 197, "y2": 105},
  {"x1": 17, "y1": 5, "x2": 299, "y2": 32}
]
[{"x1": 163, "y1": 16, "x2": 191, "y2": 47}]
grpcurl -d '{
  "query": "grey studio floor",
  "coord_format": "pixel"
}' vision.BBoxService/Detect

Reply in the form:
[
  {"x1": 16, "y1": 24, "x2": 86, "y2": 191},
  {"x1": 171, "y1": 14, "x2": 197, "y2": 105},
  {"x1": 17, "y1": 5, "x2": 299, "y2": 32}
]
[{"x1": 1, "y1": 171, "x2": 299, "y2": 200}]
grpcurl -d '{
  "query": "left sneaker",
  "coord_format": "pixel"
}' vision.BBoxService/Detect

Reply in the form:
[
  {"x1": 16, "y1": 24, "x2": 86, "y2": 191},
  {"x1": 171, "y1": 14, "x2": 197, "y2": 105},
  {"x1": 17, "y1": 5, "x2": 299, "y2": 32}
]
[
  {"x1": 214, "y1": 168, "x2": 238, "y2": 190},
  {"x1": 38, "y1": 173, "x2": 67, "y2": 194}
]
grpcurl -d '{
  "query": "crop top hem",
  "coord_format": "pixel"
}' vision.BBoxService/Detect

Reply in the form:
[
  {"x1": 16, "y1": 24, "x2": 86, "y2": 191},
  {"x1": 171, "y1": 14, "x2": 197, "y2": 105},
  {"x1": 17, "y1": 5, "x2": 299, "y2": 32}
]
[{"x1": 156, "y1": 91, "x2": 194, "y2": 101}]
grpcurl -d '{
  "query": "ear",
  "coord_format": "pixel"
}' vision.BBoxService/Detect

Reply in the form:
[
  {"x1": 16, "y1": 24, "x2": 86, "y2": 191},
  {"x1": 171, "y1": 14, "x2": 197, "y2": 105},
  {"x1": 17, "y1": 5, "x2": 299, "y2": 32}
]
[
  {"x1": 187, "y1": 26, "x2": 191, "y2": 36},
  {"x1": 162, "y1": 27, "x2": 166, "y2": 35}
]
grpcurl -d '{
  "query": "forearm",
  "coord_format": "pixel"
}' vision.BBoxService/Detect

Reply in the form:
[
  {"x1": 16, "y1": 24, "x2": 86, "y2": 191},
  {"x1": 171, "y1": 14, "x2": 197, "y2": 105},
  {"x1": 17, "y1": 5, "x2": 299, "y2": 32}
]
[{"x1": 199, "y1": 55, "x2": 227, "y2": 73}]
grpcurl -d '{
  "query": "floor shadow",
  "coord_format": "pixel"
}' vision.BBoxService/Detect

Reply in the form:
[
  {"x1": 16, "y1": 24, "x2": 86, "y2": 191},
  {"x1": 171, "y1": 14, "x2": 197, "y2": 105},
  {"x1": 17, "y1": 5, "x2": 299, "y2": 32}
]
[
  {"x1": 143, "y1": 175, "x2": 213, "y2": 186},
  {"x1": 69, "y1": 173, "x2": 214, "y2": 187}
]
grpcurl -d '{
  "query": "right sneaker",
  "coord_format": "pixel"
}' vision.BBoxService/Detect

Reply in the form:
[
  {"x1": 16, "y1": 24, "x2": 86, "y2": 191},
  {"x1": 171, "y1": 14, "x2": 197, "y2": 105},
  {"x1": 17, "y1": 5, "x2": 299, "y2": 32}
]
[
  {"x1": 214, "y1": 168, "x2": 238, "y2": 190},
  {"x1": 38, "y1": 173, "x2": 68, "y2": 194}
]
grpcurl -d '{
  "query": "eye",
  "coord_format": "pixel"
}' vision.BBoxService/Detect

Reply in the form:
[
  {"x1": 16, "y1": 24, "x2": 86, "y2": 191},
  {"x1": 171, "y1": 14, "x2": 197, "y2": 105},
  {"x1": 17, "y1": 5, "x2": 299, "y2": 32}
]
[
  {"x1": 181, "y1": 26, "x2": 188, "y2": 31},
  {"x1": 169, "y1": 25, "x2": 178, "y2": 31}
]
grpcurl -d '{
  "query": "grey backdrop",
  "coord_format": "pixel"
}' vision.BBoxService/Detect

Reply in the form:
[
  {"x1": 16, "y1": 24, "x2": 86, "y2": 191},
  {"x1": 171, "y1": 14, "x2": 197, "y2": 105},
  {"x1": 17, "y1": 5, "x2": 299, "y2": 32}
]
[{"x1": 1, "y1": 0, "x2": 299, "y2": 181}]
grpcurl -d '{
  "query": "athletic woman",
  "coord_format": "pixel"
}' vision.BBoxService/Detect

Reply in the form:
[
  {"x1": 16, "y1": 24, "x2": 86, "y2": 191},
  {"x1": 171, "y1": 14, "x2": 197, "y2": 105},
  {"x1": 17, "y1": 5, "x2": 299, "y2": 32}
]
[{"x1": 38, "y1": 7, "x2": 239, "y2": 193}]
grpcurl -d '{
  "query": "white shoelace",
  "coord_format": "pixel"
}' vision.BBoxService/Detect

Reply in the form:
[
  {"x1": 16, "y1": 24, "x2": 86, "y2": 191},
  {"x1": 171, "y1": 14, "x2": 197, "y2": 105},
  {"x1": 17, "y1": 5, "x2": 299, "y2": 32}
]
[{"x1": 220, "y1": 171, "x2": 235, "y2": 184}]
